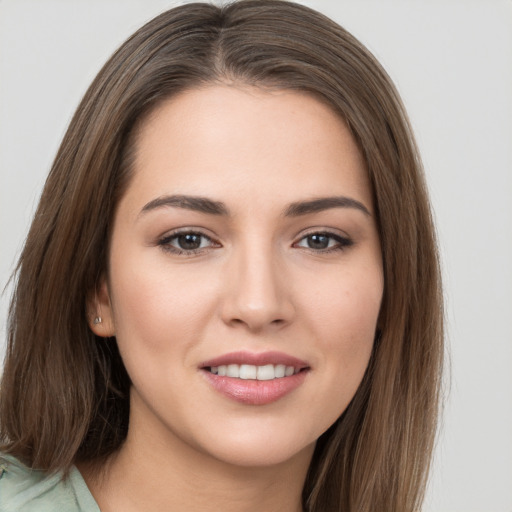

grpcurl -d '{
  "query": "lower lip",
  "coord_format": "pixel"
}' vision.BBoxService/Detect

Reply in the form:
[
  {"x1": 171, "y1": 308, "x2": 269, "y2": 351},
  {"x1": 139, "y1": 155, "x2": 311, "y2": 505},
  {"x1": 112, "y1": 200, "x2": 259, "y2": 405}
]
[{"x1": 201, "y1": 370, "x2": 308, "y2": 405}]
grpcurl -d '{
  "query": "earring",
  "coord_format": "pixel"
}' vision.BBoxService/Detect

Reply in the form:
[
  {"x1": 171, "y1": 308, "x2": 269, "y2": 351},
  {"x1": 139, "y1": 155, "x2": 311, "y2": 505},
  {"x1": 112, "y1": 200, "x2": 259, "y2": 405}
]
[{"x1": 93, "y1": 316, "x2": 102, "y2": 325}]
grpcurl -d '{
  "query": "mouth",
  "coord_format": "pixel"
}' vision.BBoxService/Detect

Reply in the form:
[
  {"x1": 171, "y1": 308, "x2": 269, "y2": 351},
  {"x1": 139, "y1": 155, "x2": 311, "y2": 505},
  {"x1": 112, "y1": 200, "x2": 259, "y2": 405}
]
[
  {"x1": 206, "y1": 363, "x2": 303, "y2": 380},
  {"x1": 199, "y1": 351, "x2": 310, "y2": 405}
]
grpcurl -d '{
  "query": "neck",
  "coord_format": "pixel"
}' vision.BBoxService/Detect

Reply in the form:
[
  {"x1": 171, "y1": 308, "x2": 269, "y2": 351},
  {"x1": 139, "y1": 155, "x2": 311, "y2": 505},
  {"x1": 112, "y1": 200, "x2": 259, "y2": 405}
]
[{"x1": 79, "y1": 399, "x2": 314, "y2": 512}]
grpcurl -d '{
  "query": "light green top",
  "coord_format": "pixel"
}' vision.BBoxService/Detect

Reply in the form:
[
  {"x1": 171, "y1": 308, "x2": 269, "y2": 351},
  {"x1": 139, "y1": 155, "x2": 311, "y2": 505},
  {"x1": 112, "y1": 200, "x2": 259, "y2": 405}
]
[{"x1": 0, "y1": 454, "x2": 100, "y2": 512}]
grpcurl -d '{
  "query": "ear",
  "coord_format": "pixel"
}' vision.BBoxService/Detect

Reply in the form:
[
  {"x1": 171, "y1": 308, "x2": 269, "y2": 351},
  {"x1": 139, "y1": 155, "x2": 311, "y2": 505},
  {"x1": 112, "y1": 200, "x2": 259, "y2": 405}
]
[{"x1": 87, "y1": 277, "x2": 116, "y2": 337}]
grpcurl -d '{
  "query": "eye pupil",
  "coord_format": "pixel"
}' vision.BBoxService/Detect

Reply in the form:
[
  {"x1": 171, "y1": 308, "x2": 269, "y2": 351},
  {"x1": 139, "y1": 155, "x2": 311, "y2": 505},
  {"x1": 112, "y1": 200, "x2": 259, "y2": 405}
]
[
  {"x1": 307, "y1": 234, "x2": 329, "y2": 249},
  {"x1": 178, "y1": 234, "x2": 202, "y2": 250}
]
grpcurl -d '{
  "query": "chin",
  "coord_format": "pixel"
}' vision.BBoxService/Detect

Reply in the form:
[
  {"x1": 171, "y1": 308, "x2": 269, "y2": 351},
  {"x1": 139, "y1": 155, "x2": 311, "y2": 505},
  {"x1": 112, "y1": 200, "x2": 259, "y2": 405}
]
[
  {"x1": 189, "y1": 419, "x2": 319, "y2": 469},
  {"x1": 212, "y1": 440, "x2": 315, "y2": 469}
]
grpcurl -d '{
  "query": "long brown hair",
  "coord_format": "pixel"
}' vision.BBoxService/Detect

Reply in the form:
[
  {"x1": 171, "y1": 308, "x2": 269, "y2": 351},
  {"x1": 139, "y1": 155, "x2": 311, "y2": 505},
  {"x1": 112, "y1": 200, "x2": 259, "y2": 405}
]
[{"x1": 0, "y1": 1, "x2": 443, "y2": 510}]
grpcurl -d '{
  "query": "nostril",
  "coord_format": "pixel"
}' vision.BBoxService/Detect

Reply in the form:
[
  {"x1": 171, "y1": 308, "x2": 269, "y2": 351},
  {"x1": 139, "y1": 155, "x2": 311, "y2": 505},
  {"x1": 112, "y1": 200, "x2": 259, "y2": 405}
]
[
  {"x1": 220, "y1": 283, "x2": 295, "y2": 331},
  {"x1": 227, "y1": 316, "x2": 287, "y2": 332}
]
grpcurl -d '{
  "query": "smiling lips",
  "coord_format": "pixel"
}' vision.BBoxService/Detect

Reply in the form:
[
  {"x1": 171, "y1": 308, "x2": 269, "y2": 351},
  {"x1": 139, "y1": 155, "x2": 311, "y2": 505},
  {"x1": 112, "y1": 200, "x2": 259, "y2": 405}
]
[
  {"x1": 210, "y1": 363, "x2": 299, "y2": 380},
  {"x1": 200, "y1": 351, "x2": 310, "y2": 405}
]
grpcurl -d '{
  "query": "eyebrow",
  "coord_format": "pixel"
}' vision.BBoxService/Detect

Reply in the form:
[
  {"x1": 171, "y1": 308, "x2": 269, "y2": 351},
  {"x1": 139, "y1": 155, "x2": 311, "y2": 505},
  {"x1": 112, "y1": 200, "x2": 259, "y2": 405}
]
[
  {"x1": 139, "y1": 194, "x2": 371, "y2": 218},
  {"x1": 283, "y1": 196, "x2": 371, "y2": 217},
  {"x1": 140, "y1": 195, "x2": 229, "y2": 216}
]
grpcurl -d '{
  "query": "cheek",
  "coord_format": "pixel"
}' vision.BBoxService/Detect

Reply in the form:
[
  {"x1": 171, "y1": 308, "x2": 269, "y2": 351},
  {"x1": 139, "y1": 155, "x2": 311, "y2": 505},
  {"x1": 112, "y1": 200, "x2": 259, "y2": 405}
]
[
  {"x1": 108, "y1": 251, "x2": 223, "y2": 360},
  {"x1": 286, "y1": 265, "x2": 382, "y2": 440},
  {"x1": 112, "y1": 274, "x2": 168, "y2": 349},
  {"x1": 305, "y1": 264, "x2": 383, "y2": 373}
]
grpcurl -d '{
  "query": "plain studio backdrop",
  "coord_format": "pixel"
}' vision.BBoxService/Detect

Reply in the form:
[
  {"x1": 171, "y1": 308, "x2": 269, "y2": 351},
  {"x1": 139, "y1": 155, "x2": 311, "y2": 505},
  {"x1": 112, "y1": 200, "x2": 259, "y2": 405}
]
[{"x1": 1, "y1": 1, "x2": 511, "y2": 511}]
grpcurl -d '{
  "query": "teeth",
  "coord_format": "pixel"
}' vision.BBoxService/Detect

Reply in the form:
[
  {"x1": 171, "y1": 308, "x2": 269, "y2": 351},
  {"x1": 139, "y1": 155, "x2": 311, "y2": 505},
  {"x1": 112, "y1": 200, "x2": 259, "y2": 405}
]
[
  {"x1": 256, "y1": 364, "x2": 274, "y2": 381},
  {"x1": 226, "y1": 364, "x2": 239, "y2": 378},
  {"x1": 239, "y1": 364, "x2": 257, "y2": 379},
  {"x1": 275, "y1": 364, "x2": 286, "y2": 378},
  {"x1": 210, "y1": 364, "x2": 299, "y2": 380}
]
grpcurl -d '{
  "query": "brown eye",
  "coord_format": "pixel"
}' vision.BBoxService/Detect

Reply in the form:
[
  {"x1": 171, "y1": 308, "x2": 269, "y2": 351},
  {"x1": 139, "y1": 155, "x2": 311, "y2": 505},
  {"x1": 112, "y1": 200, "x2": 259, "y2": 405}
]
[
  {"x1": 175, "y1": 233, "x2": 204, "y2": 250},
  {"x1": 159, "y1": 231, "x2": 218, "y2": 254}
]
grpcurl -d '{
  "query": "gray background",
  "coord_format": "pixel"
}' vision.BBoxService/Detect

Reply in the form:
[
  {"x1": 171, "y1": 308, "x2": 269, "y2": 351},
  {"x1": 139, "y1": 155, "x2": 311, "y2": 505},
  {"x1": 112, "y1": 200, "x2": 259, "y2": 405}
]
[{"x1": 1, "y1": 1, "x2": 511, "y2": 510}]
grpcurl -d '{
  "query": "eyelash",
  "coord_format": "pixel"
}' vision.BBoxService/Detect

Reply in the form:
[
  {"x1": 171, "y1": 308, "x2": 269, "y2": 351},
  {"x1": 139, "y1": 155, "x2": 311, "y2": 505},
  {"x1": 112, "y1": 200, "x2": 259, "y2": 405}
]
[
  {"x1": 157, "y1": 230, "x2": 353, "y2": 256},
  {"x1": 293, "y1": 231, "x2": 353, "y2": 253},
  {"x1": 158, "y1": 230, "x2": 219, "y2": 256}
]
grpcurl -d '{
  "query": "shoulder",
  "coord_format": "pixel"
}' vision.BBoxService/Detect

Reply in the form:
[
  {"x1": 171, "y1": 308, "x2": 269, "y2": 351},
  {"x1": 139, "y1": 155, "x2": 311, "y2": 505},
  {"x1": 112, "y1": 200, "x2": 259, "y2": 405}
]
[{"x1": 0, "y1": 454, "x2": 99, "y2": 512}]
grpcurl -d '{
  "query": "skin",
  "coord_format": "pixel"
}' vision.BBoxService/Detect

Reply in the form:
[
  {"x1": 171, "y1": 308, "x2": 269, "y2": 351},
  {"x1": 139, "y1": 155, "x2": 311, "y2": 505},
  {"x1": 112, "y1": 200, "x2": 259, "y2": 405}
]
[{"x1": 86, "y1": 85, "x2": 384, "y2": 511}]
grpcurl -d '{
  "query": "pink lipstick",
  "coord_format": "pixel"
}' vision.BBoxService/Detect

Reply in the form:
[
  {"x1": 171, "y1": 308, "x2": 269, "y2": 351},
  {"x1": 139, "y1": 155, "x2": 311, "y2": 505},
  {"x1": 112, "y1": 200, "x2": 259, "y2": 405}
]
[{"x1": 200, "y1": 351, "x2": 310, "y2": 405}]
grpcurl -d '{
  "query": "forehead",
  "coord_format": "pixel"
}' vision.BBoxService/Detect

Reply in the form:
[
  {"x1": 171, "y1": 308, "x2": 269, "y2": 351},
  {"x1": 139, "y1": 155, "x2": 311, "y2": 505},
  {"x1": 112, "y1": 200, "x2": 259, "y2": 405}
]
[{"x1": 122, "y1": 85, "x2": 372, "y2": 215}]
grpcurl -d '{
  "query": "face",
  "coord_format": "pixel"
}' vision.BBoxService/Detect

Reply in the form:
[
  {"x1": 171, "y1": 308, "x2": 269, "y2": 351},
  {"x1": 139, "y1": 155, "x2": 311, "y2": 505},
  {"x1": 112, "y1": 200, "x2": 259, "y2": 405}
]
[{"x1": 92, "y1": 85, "x2": 383, "y2": 469}]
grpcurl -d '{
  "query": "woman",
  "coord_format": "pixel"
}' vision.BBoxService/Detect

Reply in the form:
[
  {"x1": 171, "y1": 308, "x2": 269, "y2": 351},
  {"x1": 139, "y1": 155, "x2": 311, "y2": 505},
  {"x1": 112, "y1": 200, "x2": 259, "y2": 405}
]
[{"x1": 0, "y1": 1, "x2": 443, "y2": 511}]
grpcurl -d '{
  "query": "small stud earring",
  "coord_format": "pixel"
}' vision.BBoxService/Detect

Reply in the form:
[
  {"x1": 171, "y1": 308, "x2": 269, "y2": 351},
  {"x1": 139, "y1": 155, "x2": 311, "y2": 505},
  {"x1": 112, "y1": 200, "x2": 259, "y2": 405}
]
[{"x1": 93, "y1": 317, "x2": 102, "y2": 325}]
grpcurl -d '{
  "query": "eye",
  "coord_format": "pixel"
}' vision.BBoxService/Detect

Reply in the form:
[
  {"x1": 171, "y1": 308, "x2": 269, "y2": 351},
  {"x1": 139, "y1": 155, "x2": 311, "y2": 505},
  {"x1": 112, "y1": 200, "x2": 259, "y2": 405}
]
[
  {"x1": 158, "y1": 230, "x2": 219, "y2": 255},
  {"x1": 294, "y1": 232, "x2": 353, "y2": 252}
]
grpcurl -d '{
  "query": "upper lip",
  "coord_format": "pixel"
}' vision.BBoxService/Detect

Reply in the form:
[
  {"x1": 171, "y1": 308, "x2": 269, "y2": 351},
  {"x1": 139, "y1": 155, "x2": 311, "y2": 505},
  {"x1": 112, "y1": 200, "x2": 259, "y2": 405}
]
[{"x1": 200, "y1": 351, "x2": 309, "y2": 369}]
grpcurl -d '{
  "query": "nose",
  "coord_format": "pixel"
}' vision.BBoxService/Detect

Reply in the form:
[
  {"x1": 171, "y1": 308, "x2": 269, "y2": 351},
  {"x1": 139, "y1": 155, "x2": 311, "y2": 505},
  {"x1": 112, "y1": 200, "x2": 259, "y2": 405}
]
[{"x1": 220, "y1": 243, "x2": 295, "y2": 333}]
